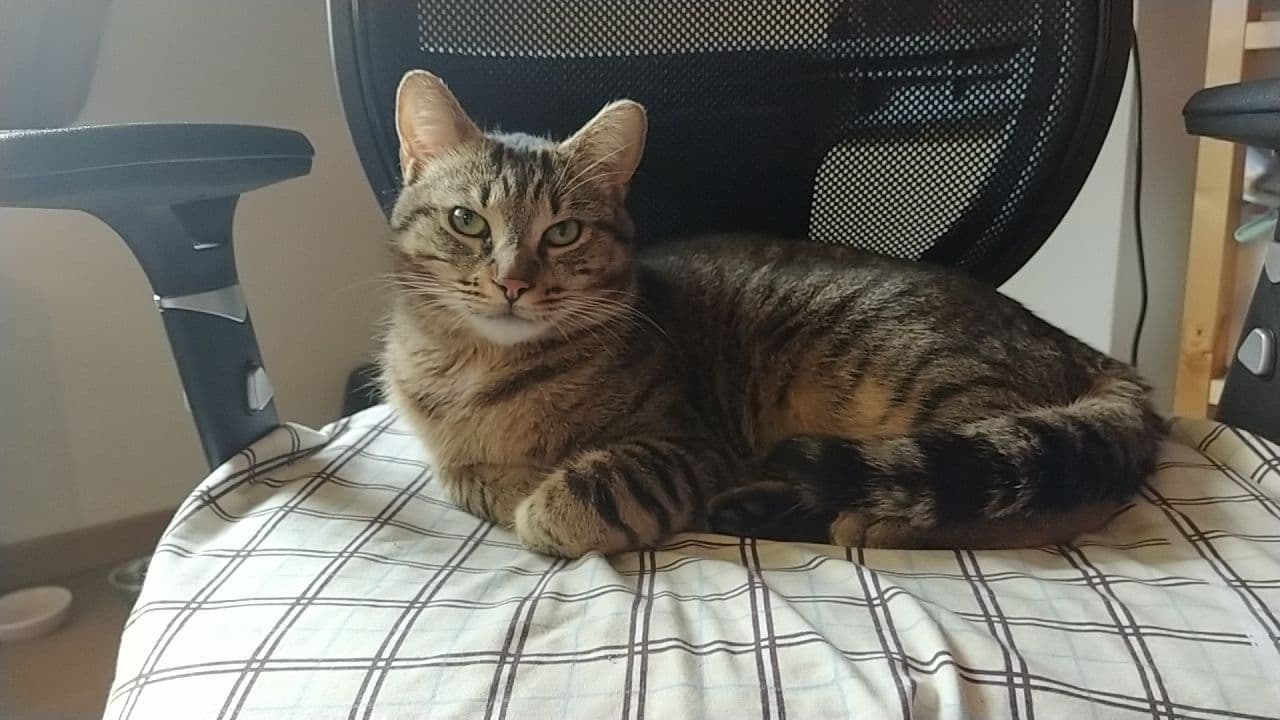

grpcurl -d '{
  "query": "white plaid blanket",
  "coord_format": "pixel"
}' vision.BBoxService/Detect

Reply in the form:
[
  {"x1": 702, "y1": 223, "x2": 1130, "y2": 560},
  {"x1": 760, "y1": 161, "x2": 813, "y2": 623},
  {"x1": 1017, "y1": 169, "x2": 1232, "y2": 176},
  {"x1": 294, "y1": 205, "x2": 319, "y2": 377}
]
[{"x1": 105, "y1": 406, "x2": 1280, "y2": 719}]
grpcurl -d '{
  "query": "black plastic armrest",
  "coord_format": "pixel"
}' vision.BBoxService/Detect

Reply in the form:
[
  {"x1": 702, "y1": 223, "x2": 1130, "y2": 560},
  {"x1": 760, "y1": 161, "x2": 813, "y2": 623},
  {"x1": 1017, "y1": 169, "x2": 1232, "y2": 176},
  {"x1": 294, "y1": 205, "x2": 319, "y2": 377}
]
[
  {"x1": 0, "y1": 123, "x2": 313, "y2": 208},
  {"x1": 1184, "y1": 78, "x2": 1280, "y2": 151},
  {"x1": 0, "y1": 123, "x2": 315, "y2": 468}
]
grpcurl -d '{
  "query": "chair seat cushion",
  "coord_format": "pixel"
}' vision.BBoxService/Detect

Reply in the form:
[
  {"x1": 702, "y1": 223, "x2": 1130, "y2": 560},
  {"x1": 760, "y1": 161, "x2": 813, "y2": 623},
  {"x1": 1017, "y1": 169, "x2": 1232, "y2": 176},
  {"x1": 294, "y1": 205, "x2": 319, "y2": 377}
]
[{"x1": 105, "y1": 406, "x2": 1280, "y2": 719}]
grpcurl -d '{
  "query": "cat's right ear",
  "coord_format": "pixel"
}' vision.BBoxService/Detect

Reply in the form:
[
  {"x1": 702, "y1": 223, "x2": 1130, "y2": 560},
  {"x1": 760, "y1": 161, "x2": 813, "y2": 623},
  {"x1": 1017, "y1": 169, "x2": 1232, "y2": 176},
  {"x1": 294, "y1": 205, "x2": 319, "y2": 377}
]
[
  {"x1": 395, "y1": 70, "x2": 481, "y2": 184},
  {"x1": 560, "y1": 100, "x2": 647, "y2": 196}
]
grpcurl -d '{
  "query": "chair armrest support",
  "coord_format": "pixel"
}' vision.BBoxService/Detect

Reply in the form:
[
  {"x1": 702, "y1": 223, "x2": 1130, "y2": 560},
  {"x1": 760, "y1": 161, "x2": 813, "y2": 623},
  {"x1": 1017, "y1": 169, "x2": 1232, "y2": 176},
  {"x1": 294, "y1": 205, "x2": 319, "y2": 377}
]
[
  {"x1": 1184, "y1": 80, "x2": 1280, "y2": 442},
  {"x1": 1, "y1": 123, "x2": 315, "y2": 468}
]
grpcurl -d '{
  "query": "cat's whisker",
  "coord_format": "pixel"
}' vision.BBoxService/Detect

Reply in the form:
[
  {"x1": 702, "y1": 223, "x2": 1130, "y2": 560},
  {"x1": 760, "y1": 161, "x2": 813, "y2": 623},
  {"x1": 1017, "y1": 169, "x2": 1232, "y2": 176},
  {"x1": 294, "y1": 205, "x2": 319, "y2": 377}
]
[
  {"x1": 557, "y1": 299, "x2": 632, "y2": 344},
  {"x1": 551, "y1": 305, "x2": 640, "y2": 343},
  {"x1": 556, "y1": 296, "x2": 670, "y2": 341},
  {"x1": 551, "y1": 310, "x2": 621, "y2": 361}
]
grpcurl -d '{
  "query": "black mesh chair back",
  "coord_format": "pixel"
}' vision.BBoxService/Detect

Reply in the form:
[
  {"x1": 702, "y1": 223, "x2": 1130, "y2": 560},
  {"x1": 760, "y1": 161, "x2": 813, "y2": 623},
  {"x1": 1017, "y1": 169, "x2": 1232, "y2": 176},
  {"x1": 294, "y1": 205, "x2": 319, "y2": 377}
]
[{"x1": 330, "y1": 0, "x2": 1130, "y2": 285}]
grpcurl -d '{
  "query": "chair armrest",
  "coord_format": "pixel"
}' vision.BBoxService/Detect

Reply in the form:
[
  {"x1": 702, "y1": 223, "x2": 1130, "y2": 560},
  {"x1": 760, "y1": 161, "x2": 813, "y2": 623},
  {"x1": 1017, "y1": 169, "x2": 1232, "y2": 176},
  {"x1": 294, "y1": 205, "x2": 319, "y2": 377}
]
[
  {"x1": 0, "y1": 123, "x2": 313, "y2": 209},
  {"x1": 1, "y1": 123, "x2": 316, "y2": 468},
  {"x1": 1, "y1": 121, "x2": 312, "y2": 207},
  {"x1": 1184, "y1": 78, "x2": 1280, "y2": 150}
]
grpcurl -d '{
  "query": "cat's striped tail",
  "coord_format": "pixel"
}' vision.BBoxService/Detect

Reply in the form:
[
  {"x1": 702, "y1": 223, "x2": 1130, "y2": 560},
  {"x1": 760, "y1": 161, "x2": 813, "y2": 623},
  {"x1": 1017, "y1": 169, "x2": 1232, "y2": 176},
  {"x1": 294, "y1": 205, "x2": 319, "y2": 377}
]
[{"x1": 715, "y1": 373, "x2": 1166, "y2": 542}]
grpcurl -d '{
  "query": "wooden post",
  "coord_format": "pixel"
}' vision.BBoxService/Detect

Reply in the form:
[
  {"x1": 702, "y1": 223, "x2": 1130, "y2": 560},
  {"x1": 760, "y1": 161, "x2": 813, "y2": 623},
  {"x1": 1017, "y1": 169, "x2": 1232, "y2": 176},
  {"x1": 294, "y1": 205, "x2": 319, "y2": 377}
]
[{"x1": 1173, "y1": 0, "x2": 1253, "y2": 417}]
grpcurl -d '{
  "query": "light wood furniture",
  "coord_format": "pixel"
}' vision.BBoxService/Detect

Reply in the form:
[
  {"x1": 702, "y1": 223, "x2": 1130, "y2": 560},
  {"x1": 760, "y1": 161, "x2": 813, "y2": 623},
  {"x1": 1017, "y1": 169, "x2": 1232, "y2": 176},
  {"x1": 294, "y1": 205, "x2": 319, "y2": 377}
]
[{"x1": 1176, "y1": 0, "x2": 1276, "y2": 416}]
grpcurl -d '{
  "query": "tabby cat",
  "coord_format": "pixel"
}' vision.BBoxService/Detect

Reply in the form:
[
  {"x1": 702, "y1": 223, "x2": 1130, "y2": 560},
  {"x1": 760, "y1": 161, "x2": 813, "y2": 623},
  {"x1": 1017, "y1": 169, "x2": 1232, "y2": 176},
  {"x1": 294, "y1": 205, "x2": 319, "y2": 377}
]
[{"x1": 381, "y1": 70, "x2": 1165, "y2": 558}]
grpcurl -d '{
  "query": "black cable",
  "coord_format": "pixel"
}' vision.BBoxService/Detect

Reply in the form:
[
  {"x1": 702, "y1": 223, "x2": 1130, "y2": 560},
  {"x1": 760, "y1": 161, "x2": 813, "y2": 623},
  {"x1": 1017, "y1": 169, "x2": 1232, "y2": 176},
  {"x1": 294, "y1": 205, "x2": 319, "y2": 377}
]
[{"x1": 1129, "y1": 26, "x2": 1148, "y2": 368}]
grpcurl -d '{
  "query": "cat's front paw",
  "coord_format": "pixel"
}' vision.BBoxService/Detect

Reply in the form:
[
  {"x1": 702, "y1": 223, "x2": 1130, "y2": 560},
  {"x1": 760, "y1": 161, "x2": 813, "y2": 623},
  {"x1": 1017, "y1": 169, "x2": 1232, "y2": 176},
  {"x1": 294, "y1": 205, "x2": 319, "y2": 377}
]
[{"x1": 512, "y1": 475, "x2": 622, "y2": 557}]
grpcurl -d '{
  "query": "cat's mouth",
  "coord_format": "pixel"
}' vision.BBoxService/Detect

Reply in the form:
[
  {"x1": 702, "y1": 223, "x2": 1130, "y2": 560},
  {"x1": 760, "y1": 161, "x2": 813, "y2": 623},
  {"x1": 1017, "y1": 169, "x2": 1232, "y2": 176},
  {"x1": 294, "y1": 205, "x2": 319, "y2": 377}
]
[
  {"x1": 481, "y1": 305, "x2": 539, "y2": 322},
  {"x1": 467, "y1": 309, "x2": 551, "y2": 345},
  {"x1": 489, "y1": 304, "x2": 522, "y2": 316}
]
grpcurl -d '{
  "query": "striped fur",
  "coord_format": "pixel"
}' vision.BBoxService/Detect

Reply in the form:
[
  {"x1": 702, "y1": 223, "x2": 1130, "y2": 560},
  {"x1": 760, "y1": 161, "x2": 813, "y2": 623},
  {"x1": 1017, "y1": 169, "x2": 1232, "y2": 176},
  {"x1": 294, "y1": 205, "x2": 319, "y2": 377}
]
[{"x1": 381, "y1": 71, "x2": 1166, "y2": 557}]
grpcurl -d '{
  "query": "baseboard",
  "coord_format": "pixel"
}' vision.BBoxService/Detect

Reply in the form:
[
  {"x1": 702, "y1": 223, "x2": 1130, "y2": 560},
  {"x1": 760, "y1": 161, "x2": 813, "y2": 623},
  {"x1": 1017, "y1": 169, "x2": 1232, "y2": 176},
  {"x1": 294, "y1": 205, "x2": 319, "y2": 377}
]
[{"x1": 0, "y1": 508, "x2": 176, "y2": 591}]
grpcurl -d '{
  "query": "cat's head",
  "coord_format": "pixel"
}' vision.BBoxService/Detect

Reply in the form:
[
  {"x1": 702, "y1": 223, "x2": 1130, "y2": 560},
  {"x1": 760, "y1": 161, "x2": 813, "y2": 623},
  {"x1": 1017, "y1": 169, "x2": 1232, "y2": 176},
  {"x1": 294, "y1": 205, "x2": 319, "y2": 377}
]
[{"x1": 389, "y1": 70, "x2": 646, "y2": 347}]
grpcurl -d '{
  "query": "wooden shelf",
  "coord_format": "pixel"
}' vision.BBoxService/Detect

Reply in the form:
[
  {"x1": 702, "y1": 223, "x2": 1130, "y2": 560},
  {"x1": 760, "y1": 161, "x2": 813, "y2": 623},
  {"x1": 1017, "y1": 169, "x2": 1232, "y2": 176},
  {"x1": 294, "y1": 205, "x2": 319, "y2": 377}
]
[{"x1": 1245, "y1": 20, "x2": 1280, "y2": 49}]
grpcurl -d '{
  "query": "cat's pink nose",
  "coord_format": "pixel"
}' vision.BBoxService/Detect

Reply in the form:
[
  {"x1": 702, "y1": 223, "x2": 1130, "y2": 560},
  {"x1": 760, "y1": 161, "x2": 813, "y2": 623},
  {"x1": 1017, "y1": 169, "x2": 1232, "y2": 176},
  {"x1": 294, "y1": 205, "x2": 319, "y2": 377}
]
[{"x1": 495, "y1": 276, "x2": 532, "y2": 302}]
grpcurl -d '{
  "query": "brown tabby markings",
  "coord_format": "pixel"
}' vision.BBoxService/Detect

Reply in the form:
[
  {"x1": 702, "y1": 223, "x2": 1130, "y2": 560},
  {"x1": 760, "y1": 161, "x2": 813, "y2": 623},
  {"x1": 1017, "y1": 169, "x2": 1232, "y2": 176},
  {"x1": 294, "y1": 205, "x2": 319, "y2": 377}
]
[{"x1": 381, "y1": 70, "x2": 1165, "y2": 557}]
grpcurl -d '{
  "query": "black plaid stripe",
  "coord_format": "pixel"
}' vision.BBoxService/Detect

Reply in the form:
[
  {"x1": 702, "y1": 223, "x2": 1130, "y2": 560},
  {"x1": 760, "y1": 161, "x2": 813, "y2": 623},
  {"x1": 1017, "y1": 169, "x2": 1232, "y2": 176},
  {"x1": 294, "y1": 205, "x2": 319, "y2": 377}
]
[
  {"x1": 749, "y1": 539, "x2": 787, "y2": 720},
  {"x1": 105, "y1": 414, "x2": 1280, "y2": 719},
  {"x1": 176, "y1": 419, "x2": 353, "y2": 528},
  {"x1": 114, "y1": 413, "x2": 397, "y2": 720},
  {"x1": 175, "y1": 424, "x2": 303, "y2": 526},
  {"x1": 620, "y1": 549, "x2": 654, "y2": 720},
  {"x1": 486, "y1": 557, "x2": 568, "y2": 720},
  {"x1": 120, "y1": 576, "x2": 1258, "y2": 648},
  {"x1": 1203, "y1": 451, "x2": 1280, "y2": 523},
  {"x1": 1133, "y1": 504, "x2": 1280, "y2": 642},
  {"x1": 1224, "y1": 427, "x2": 1280, "y2": 486},
  {"x1": 1060, "y1": 544, "x2": 1173, "y2": 719},
  {"x1": 350, "y1": 518, "x2": 494, "y2": 719},
  {"x1": 1143, "y1": 434, "x2": 1280, "y2": 643},
  {"x1": 1196, "y1": 422, "x2": 1231, "y2": 453},
  {"x1": 105, "y1": 630, "x2": 1279, "y2": 719},
  {"x1": 739, "y1": 537, "x2": 786, "y2": 720},
  {"x1": 849, "y1": 546, "x2": 910, "y2": 719},
  {"x1": 1220, "y1": 428, "x2": 1280, "y2": 482},
  {"x1": 214, "y1": 467, "x2": 434, "y2": 718},
  {"x1": 635, "y1": 549, "x2": 659, "y2": 720},
  {"x1": 957, "y1": 549, "x2": 1034, "y2": 718}
]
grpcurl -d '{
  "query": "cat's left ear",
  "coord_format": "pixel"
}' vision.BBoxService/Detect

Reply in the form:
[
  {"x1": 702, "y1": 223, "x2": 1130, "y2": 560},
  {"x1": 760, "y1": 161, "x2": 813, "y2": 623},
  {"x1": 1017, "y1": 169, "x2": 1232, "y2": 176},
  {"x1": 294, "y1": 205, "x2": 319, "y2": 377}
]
[
  {"x1": 560, "y1": 100, "x2": 647, "y2": 194},
  {"x1": 395, "y1": 70, "x2": 482, "y2": 184}
]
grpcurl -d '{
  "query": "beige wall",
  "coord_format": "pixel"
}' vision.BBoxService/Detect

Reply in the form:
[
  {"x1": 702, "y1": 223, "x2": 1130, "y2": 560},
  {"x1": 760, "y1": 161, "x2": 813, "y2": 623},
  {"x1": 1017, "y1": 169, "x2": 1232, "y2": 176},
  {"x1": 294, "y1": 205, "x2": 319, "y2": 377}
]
[
  {"x1": 1112, "y1": 3, "x2": 1212, "y2": 412},
  {"x1": 1003, "y1": 63, "x2": 1136, "y2": 359},
  {"x1": 1005, "y1": 4, "x2": 1208, "y2": 413},
  {"x1": 0, "y1": 1, "x2": 390, "y2": 544}
]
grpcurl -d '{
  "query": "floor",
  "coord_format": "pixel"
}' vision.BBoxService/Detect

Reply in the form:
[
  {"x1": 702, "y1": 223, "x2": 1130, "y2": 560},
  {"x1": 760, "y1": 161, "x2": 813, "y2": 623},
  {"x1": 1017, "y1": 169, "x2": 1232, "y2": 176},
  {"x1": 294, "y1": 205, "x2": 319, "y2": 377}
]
[{"x1": 1, "y1": 565, "x2": 132, "y2": 720}]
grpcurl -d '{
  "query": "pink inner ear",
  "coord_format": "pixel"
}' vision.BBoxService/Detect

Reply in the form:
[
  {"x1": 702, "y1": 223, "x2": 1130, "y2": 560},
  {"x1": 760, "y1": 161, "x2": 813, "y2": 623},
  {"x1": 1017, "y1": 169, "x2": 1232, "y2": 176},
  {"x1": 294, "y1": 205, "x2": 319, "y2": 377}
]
[
  {"x1": 396, "y1": 72, "x2": 480, "y2": 166},
  {"x1": 400, "y1": 108, "x2": 461, "y2": 164},
  {"x1": 561, "y1": 102, "x2": 647, "y2": 190}
]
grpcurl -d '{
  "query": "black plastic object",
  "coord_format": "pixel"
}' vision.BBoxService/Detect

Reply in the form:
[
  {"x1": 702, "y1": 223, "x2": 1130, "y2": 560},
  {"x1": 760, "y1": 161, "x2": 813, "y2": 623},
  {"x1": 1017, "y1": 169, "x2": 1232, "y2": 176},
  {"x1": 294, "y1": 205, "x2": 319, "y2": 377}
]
[
  {"x1": 1215, "y1": 252, "x2": 1280, "y2": 443},
  {"x1": 0, "y1": 123, "x2": 315, "y2": 468},
  {"x1": 329, "y1": 0, "x2": 1131, "y2": 286},
  {"x1": 0, "y1": 123, "x2": 313, "y2": 208},
  {"x1": 1184, "y1": 79, "x2": 1280, "y2": 442},
  {"x1": 1184, "y1": 78, "x2": 1280, "y2": 151}
]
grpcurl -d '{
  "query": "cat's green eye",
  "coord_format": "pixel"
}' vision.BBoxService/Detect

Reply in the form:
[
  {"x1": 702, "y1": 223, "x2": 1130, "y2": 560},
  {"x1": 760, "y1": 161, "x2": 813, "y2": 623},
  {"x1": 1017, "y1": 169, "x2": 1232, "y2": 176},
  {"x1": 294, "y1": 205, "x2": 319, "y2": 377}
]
[
  {"x1": 543, "y1": 219, "x2": 582, "y2": 247},
  {"x1": 449, "y1": 207, "x2": 489, "y2": 238}
]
